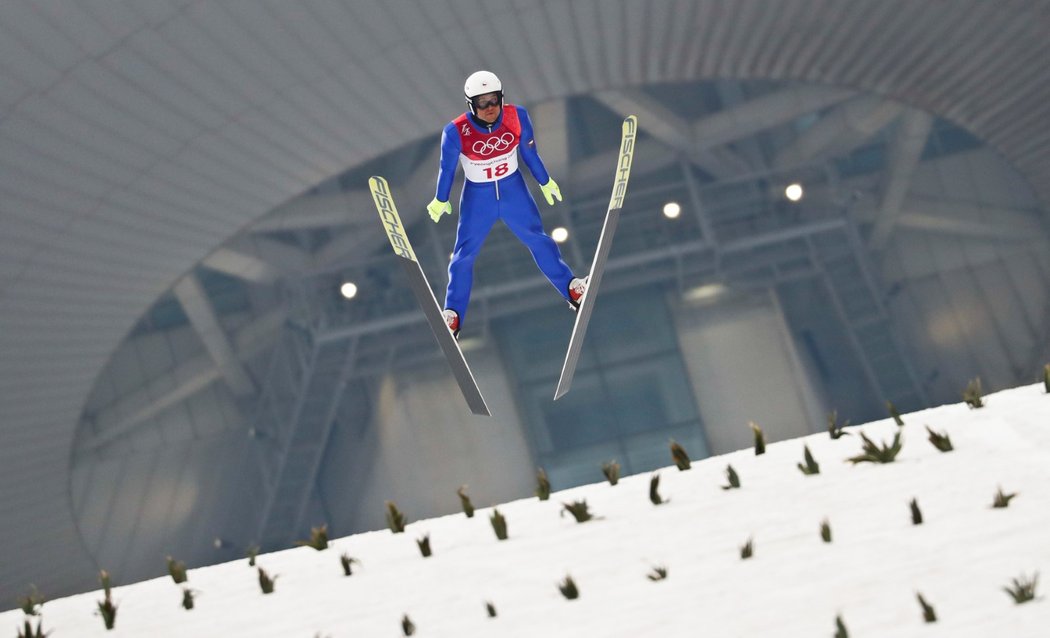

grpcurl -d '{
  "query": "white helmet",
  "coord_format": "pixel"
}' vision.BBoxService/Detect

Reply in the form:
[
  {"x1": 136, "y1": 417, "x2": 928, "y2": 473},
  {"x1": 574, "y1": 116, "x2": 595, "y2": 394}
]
[{"x1": 464, "y1": 70, "x2": 503, "y2": 115}]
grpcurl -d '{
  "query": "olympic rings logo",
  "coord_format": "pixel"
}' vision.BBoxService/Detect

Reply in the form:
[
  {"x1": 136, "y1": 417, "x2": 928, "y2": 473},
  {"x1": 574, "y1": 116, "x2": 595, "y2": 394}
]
[{"x1": 472, "y1": 132, "x2": 515, "y2": 156}]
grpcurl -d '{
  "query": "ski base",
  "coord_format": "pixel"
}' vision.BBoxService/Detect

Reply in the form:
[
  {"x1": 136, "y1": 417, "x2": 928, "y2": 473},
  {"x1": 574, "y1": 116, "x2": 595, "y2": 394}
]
[
  {"x1": 369, "y1": 176, "x2": 491, "y2": 416},
  {"x1": 554, "y1": 115, "x2": 637, "y2": 400}
]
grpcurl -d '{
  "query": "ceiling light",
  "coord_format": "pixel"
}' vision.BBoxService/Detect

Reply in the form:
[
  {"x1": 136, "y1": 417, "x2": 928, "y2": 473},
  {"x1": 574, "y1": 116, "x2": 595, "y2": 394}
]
[
  {"x1": 551, "y1": 227, "x2": 569, "y2": 243},
  {"x1": 663, "y1": 202, "x2": 681, "y2": 219},
  {"x1": 785, "y1": 183, "x2": 804, "y2": 202},
  {"x1": 684, "y1": 283, "x2": 727, "y2": 302},
  {"x1": 340, "y1": 282, "x2": 358, "y2": 299}
]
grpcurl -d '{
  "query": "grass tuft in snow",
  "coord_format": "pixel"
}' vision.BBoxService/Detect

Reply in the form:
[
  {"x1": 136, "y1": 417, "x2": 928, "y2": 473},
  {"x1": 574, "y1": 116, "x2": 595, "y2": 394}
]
[
  {"x1": 887, "y1": 400, "x2": 904, "y2": 426},
  {"x1": 558, "y1": 575, "x2": 579, "y2": 600},
  {"x1": 457, "y1": 485, "x2": 475, "y2": 518},
  {"x1": 670, "y1": 439, "x2": 691, "y2": 470},
  {"x1": 834, "y1": 614, "x2": 849, "y2": 637},
  {"x1": 340, "y1": 553, "x2": 360, "y2": 576},
  {"x1": 166, "y1": 556, "x2": 188, "y2": 583},
  {"x1": 601, "y1": 460, "x2": 620, "y2": 486},
  {"x1": 401, "y1": 613, "x2": 415, "y2": 636},
  {"x1": 750, "y1": 421, "x2": 766, "y2": 455},
  {"x1": 925, "y1": 426, "x2": 953, "y2": 452},
  {"x1": 99, "y1": 570, "x2": 113, "y2": 599},
  {"x1": 17, "y1": 585, "x2": 44, "y2": 616},
  {"x1": 910, "y1": 498, "x2": 923, "y2": 525},
  {"x1": 798, "y1": 445, "x2": 820, "y2": 475},
  {"x1": 740, "y1": 537, "x2": 754, "y2": 559},
  {"x1": 828, "y1": 410, "x2": 851, "y2": 439},
  {"x1": 247, "y1": 545, "x2": 259, "y2": 567},
  {"x1": 490, "y1": 509, "x2": 508, "y2": 541},
  {"x1": 296, "y1": 524, "x2": 329, "y2": 551},
  {"x1": 721, "y1": 464, "x2": 741, "y2": 490},
  {"x1": 561, "y1": 500, "x2": 594, "y2": 523},
  {"x1": 848, "y1": 431, "x2": 903, "y2": 464},
  {"x1": 181, "y1": 588, "x2": 196, "y2": 611},
  {"x1": 992, "y1": 486, "x2": 1018, "y2": 509},
  {"x1": 385, "y1": 501, "x2": 407, "y2": 534},
  {"x1": 96, "y1": 570, "x2": 117, "y2": 630},
  {"x1": 647, "y1": 566, "x2": 668, "y2": 581},
  {"x1": 649, "y1": 473, "x2": 667, "y2": 505},
  {"x1": 535, "y1": 468, "x2": 551, "y2": 500},
  {"x1": 416, "y1": 534, "x2": 432, "y2": 558},
  {"x1": 16, "y1": 617, "x2": 47, "y2": 638},
  {"x1": 485, "y1": 601, "x2": 497, "y2": 618},
  {"x1": 257, "y1": 567, "x2": 277, "y2": 594},
  {"x1": 820, "y1": 519, "x2": 832, "y2": 543},
  {"x1": 963, "y1": 377, "x2": 984, "y2": 409},
  {"x1": 1003, "y1": 572, "x2": 1039, "y2": 604},
  {"x1": 916, "y1": 592, "x2": 937, "y2": 622}
]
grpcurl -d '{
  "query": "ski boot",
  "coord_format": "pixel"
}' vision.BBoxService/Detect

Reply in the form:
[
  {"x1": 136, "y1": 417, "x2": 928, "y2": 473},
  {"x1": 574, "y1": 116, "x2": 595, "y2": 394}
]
[
  {"x1": 568, "y1": 276, "x2": 589, "y2": 311},
  {"x1": 443, "y1": 309, "x2": 460, "y2": 339}
]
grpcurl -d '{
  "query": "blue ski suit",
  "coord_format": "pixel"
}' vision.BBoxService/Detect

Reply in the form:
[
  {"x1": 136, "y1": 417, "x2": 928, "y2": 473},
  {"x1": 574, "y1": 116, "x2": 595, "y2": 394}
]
[{"x1": 435, "y1": 104, "x2": 575, "y2": 325}]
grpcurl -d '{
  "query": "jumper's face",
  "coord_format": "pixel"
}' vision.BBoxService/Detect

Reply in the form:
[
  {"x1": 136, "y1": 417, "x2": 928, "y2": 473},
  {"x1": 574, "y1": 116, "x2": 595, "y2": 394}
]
[{"x1": 473, "y1": 92, "x2": 501, "y2": 124}]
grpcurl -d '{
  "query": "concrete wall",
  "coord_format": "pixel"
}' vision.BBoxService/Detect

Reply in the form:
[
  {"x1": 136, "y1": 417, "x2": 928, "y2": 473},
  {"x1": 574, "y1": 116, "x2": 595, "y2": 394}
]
[
  {"x1": 323, "y1": 343, "x2": 535, "y2": 534},
  {"x1": 879, "y1": 148, "x2": 1050, "y2": 402},
  {"x1": 672, "y1": 288, "x2": 825, "y2": 455}
]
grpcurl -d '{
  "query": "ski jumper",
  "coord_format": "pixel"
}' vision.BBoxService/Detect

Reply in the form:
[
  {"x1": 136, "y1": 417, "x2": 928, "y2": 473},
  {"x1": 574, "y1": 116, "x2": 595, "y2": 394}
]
[{"x1": 435, "y1": 104, "x2": 575, "y2": 324}]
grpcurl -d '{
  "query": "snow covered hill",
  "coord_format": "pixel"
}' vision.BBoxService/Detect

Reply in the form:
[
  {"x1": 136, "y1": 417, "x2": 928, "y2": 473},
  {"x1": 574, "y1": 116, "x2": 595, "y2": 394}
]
[{"x1": 5, "y1": 383, "x2": 1049, "y2": 637}]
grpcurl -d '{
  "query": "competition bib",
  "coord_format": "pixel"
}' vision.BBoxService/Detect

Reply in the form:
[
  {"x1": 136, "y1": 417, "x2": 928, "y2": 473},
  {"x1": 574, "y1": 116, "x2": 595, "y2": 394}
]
[
  {"x1": 454, "y1": 106, "x2": 522, "y2": 183},
  {"x1": 459, "y1": 143, "x2": 519, "y2": 182}
]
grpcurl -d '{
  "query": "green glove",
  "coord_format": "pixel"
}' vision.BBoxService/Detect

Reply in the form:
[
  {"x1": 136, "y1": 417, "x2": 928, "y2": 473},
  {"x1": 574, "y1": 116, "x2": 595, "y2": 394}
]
[
  {"x1": 539, "y1": 178, "x2": 562, "y2": 206},
  {"x1": 427, "y1": 198, "x2": 452, "y2": 223}
]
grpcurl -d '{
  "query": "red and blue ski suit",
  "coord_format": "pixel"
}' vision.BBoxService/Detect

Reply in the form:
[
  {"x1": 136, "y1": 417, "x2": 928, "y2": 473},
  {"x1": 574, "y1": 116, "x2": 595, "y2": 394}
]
[{"x1": 435, "y1": 104, "x2": 575, "y2": 325}]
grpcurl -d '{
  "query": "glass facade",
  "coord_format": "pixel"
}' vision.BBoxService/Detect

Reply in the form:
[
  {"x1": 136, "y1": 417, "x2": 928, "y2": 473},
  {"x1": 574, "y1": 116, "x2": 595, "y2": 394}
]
[{"x1": 496, "y1": 285, "x2": 709, "y2": 489}]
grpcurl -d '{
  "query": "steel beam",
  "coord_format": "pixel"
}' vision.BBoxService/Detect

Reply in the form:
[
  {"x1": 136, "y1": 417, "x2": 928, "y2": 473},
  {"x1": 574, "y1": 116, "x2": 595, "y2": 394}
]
[
  {"x1": 174, "y1": 273, "x2": 257, "y2": 396},
  {"x1": 594, "y1": 89, "x2": 751, "y2": 179},
  {"x1": 775, "y1": 96, "x2": 904, "y2": 169},
  {"x1": 868, "y1": 109, "x2": 934, "y2": 249},
  {"x1": 693, "y1": 86, "x2": 854, "y2": 149}
]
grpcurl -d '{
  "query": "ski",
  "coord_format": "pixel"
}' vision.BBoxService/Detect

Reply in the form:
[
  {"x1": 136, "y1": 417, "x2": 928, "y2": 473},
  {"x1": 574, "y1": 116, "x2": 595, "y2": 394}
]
[
  {"x1": 554, "y1": 115, "x2": 638, "y2": 400},
  {"x1": 369, "y1": 176, "x2": 491, "y2": 416}
]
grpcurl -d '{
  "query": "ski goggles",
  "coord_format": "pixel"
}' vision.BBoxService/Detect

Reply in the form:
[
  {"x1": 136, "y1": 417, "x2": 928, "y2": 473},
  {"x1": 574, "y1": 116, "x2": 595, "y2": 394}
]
[{"x1": 472, "y1": 93, "x2": 501, "y2": 110}]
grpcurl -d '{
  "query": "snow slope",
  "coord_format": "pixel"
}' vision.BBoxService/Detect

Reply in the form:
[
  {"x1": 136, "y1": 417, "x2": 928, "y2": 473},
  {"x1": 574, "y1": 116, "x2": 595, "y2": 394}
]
[{"x1": 5, "y1": 383, "x2": 1049, "y2": 637}]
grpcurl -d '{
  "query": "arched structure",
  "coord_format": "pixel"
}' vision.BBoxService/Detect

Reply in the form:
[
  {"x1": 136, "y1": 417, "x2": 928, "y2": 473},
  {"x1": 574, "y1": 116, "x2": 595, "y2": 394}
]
[{"x1": 1, "y1": 0, "x2": 1048, "y2": 603}]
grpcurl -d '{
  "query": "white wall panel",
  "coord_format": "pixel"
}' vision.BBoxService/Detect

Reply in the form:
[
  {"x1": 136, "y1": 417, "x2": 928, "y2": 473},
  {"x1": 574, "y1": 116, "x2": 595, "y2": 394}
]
[
  {"x1": 80, "y1": 0, "x2": 148, "y2": 37},
  {"x1": 52, "y1": 76, "x2": 183, "y2": 159},
  {"x1": 234, "y1": 4, "x2": 328, "y2": 86},
  {"x1": 6, "y1": 112, "x2": 141, "y2": 184},
  {"x1": 879, "y1": 143, "x2": 1050, "y2": 399},
  {"x1": 157, "y1": 403, "x2": 195, "y2": 447},
  {"x1": 71, "y1": 60, "x2": 194, "y2": 147},
  {"x1": 188, "y1": 3, "x2": 297, "y2": 93},
  {"x1": 331, "y1": 346, "x2": 533, "y2": 534},
  {"x1": 73, "y1": 432, "x2": 266, "y2": 586},
  {"x1": 98, "y1": 49, "x2": 216, "y2": 142},
  {"x1": 124, "y1": 29, "x2": 241, "y2": 125},
  {"x1": 0, "y1": 168, "x2": 95, "y2": 222},
  {"x1": 0, "y1": 68, "x2": 31, "y2": 110},
  {"x1": 972, "y1": 262, "x2": 1033, "y2": 371},
  {"x1": 160, "y1": 12, "x2": 272, "y2": 105},
  {"x1": 0, "y1": 23, "x2": 62, "y2": 88},
  {"x1": 259, "y1": 96, "x2": 348, "y2": 165},
  {"x1": 673, "y1": 291, "x2": 824, "y2": 456},
  {"x1": 0, "y1": 4, "x2": 81, "y2": 71},
  {"x1": 231, "y1": 113, "x2": 331, "y2": 181},
  {"x1": 31, "y1": 1, "x2": 114, "y2": 57},
  {"x1": 0, "y1": 133, "x2": 115, "y2": 197}
]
